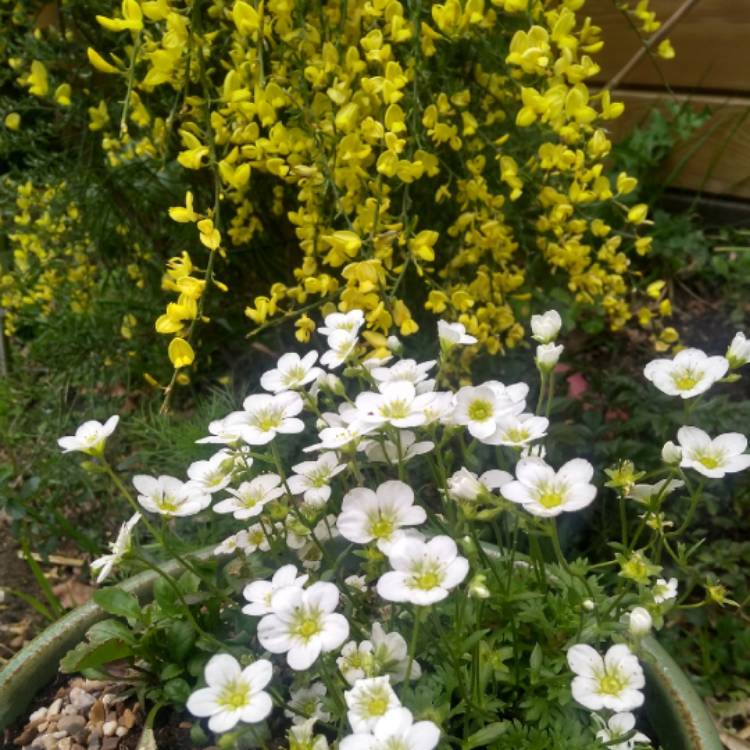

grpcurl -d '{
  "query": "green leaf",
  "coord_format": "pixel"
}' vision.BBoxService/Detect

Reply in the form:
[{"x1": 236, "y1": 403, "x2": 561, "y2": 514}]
[
  {"x1": 166, "y1": 619, "x2": 196, "y2": 662},
  {"x1": 94, "y1": 588, "x2": 141, "y2": 620},
  {"x1": 160, "y1": 663, "x2": 183, "y2": 681},
  {"x1": 153, "y1": 577, "x2": 180, "y2": 616},
  {"x1": 463, "y1": 721, "x2": 509, "y2": 749},
  {"x1": 88, "y1": 618, "x2": 136, "y2": 644},
  {"x1": 529, "y1": 642, "x2": 543, "y2": 672},
  {"x1": 60, "y1": 638, "x2": 133, "y2": 673},
  {"x1": 163, "y1": 677, "x2": 191, "y2": 704}
]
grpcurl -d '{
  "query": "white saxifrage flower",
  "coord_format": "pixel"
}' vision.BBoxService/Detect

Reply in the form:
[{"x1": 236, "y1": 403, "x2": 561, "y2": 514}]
[
  {"x1": 360, "y1": 431, "x2": 434, "y2": 464},
  {"x1": 214, "y1": 524, "x2": 270, "y2": 556},
  {"x1": 261, "y1": 351, "x2": 323, "y2": 393},
  {"x1": 453, "y1": 384, "x2": 519, "y2": 440},
  {"x1": 186, "y1": 451, "x2": 237, "y2": 494},
  {"x1": 186, "y1": 654, "x2": 273, "y2": 733},
  {"x1": 340, "y1": 707, "x2": 440, "y2": 750},
  {"x1": 501, "y1": 457, "x2": 597, "y2": 517},
  {"x1": 626, "y1": 478, "x2": 683, "y2": 504},
  {"x1": 285, "y1": 683, "x2": 331, "y2": 725},
  {"x1": 370, "y1": 358, "x2": 436, "y2": 388},
  {"x1": 90, "y1": 512, "x2": 140, "y2": 584},
  {"x1": 58, "y1": 415, "x2": 119, "y2": 455},
  {"x1": 369, "y1": 622, "x2": 421, "y2": 683},
  {"x1": 318, "y1": 309, "x2": 365, "y2": 338},
  {"x1": 242, "y1": 564, "x2": 309, "y2": 617},
  {"x1": 321, "y1": 329, "x2": 359, "y2": 369},
  {"x1": 535, "y1": 342, "x2": 564, "y2": 371},
  {"x1": 661, "y1": 440, "x2": 682, "y2": 464},
  {"x1": 231, "y1": 391, "x2": 305, "y2": 445},
  {"x1": 595, "y1": 712, "x2": 651, "y2": 750},
  {"x1": 628, "y1": 607, "x2": 652, "y2": 637},
  {"x1": 345, "y1": 574, "x2": 368, "y2": 593},
  {"x1": 567, "y1": 643, "x2": 645, "y2": 711},
  {"x1": 213, "y1": 474, "x2": 284, "y2": 519},
  {"x1": 447, "y1": 467, "x2": 512, "y2": 502},
  {"x1": 377, "y1": 535, "x2": 469, "y2": 605},
  {"x1": 652, "y1": 577, "x2": 678, "y2": 604},
  {"x1": 344, "y1": 676, "x2": 401, "y2": 733},
  {"x1": 727, "y1": 332, "x2": 750, "y2": 369},
  {"x1": 197, "y1": 416, "x2": 251, "y2": 446},
  {"x1": 644, "y1": 348, "x2": 729, "y2": 399},
  {"x1": 355, "y1": 382, "x2": 435, "y2": 429},
  {"x1": 336, "y1": 480, "x2": 427, "y2": 552},
  {"x1": 289, "y1": 719, "x2": 329, "y2": 750},
  {"x1": 676, "y1": 426, "x2": 750, "y2": 478},
  {"x1": 288, "y1": 452, "x2": 346, "y2": 506},
  {"x1": 257, "y1": 581, "x2": 349, "y2": 670},
  {"x1": 484, "y1": 413, "x2": 549, "y2": 447},
  {"x1": 337, "y1": 640, "x2": 375, "y2": 685},
  {"x1": 133, "y1": 475, "x2": 211, "y2": 517},
  {"x1": 437, "y1": 320, "x2": 477, "y2": 347},
  {"x1": 530, "y1": 309, "x2": 562, "y2": 343}
]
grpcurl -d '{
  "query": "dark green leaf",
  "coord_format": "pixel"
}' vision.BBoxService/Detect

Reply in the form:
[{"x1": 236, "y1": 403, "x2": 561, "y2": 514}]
[{"x1": 94, "y1": 588, "x2": 141, "y2": 620}]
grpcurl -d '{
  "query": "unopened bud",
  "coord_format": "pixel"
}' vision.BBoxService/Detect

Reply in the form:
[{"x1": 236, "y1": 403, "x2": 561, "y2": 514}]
[
  {"x1": 468, "y1": 573, "x2": 490, "y2": 599},
  {"x1": 628, "y1": 606, "x2": 652, "y2": 636}
]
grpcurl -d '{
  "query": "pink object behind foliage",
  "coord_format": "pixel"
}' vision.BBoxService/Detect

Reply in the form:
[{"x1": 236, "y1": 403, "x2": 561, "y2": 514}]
[{"x1": 567, "y1": 372, "x2": 589, "y2": 399}]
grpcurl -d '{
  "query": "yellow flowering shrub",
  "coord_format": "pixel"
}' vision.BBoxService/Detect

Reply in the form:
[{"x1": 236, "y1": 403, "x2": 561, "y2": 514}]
[{"x1": 1, "y1": 0, "x2": 677, "y2": 391}]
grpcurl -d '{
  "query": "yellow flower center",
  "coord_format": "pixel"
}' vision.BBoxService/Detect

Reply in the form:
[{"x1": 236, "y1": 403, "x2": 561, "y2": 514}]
[
  {"x1": 597, "y1": 670, "x2": 626, "y2": 696},
  {"x1": 291, "y1": 608, "x2": 323, "y2": 641},
  {"x1": 537, "y1": 482, "x2": 565, "y2": 508},
  {"x1": 379, "y1": 399, "x2": 410, "y2": 419},
  {"x1": 365, "y1": 696, "x2": 389, "y2": 717},
  {"x1": 158, "y1": 496, "x2": 179, "y2": 513},
  {"x1": 468, "y1": 399, "x2": 493, "y2": 421},
  {"x1": 283, "y1": 365, "x2": 306, "y2": 385},
  {"x1": 218, "y1": 680, "x2": 251, "y2": 710},
  {"x1": 369, "y1": 514, "x2": 395, "y2": 540},
  {"x1": 506, "y1": 427, "x2": 530, "y2": 443},
  {"x1": 671, "y1": 368, "x2": 702, "y2": 391},
  {"x1": 696, "y1": 451, "x2": 722, "y2": 469}
]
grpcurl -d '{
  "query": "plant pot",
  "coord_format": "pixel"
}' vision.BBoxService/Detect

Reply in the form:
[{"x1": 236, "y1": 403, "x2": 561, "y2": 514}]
[{"x1": 0, "y1": 569, "x2": 723, "y2": 750}]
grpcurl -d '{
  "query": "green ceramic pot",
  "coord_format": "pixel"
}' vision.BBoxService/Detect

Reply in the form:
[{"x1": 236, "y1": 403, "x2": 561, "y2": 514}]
[{"x1": 0, "y1": 566, "x2": 722, "y2": 749}]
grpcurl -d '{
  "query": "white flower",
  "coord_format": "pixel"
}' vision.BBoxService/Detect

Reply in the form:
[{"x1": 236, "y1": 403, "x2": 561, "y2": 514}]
[
  {"x1": 595, "y1": 712, "x2": 651, "y2": 750},
  {"x1": 257, "y1": 581, "x2": 349, "y2": 670},
  {"x1": 626, "y1": 478, "x2": 683, "y2": 504},
  {"x1": 344, "y1": 676, "x2": 401, "y2": 733},
  {"x1": 628, "y1": 607, "x2": 652, "y2": 637},
  {"x1": 214, "y1": 524, "x2": 270, "y2": 556},
  {"x1": 340, "y1": 707, "x2": 440, "y2": 750},
  {"x1": 345, "y1": 575, "x2": 368, "y2": 593},
  {"x1": 133, "y1": 475, "x2": 211, "y2": 517},
  {"x1": 644, "y1": 348, "x2": 729, "y2": 399},
  {"x1": 242, "y1": 564, "x2": 309, "y2": 617},
  {"x1": 304, "y1": 407, "x2": 375, "y2": 452},
  {"x1": 58, "y1": 415, "x2": 119, "y2": 455},
  {"x1": 369, "y1": 622, "x2": 421, "y2": 683},
  {"x1": 437, "y1": 320, "x2": 477, "y2": 347},
  {"x1": 360, "y1": 431, "x2": 434, "y2": 464},
  {"x1": 447, "y1": 467, "x2": 512, "y2": 502},
  {"x1": 531, "y1": 310, "x2": 562, "y2": 343},
  {"x1": 321, "y1": 329, "x2": 359, "y2": 369},
  {"x1": 676, "y1": 426, "x2": 750, "y2": 478},
  {"x1": 318, "y1": 310, "x2": 365, "y2": 338},
  {"x1": 337, "y1": 640, "x2": 375, "y2": 685},
  {"x1": 337, "y1": 480, "x2": 427, "y2": 552},
  {"x1": 213, "y1": 474, "x2": 284, "y2": 519},
  {"x1": 727, "y1": 332, "x2": 750, "y2": 369},
  {"x1": 355, "y1": 382, "x2": 435, "y2": 429},
  {"x1": 567, "y1": 643, "x2": 645, "y2": 711},
  {"x1": 286, "y1": 683, "x2": 330, "y2": 725},
  {"x1": 197, "y1": 416, "x2": 250, "y2": 446},
  {"x1": 483, "y1": 413, "x2": 549, "y2": 447},
  {"x1": 186, "y1": 451, "x2": 237, "y2": 494},
  {"x1": 661, "y1": 441, "x2": 682, "y2": 464},
  {"x1": 90, "y1": 513, "x2": 140, "y2": 584},
  {"x1": 288, "y1": 453, "x2": 346, "y2": 506},
  {"x1": 425, "y1": 391, "x2": 456, "y2": 425},
  {"x1": 186, "y1": 654, "x2": 273, "y2": 733},
  {"x1": 289, "y1": 719, "x2": 329, "y2": 750},
  {"x1": 261, "y1": 352, "x2": 323, "y2": 393},
  {"x1": 232, "y1": 391, "x2": 305, "y2": 445},
  {"x1": 501, "y1": 457, "x2": 597, "y2": 517},
  {"x1": 370, "y1": 358, "x2": 436, "y2": 387},
  {"x1": 535, "y1": 342, "x2": 564, "y2": 370},
  {"x1": 453, "y1": 384, "x2": 520, "y2": 440},
  {"x1": 652, "y1": 577, "x2": 678, "y2": 604},
  {"x1": 377, "y1": 535, "x2": 469, "y2": 606}
]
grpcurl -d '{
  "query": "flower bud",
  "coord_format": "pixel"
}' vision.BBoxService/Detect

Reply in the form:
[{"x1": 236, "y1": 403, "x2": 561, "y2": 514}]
[
  {"x1": 535, "y1": 343, "x2": 564, "y2": 372},
  {"x1": 386, "y1": 335, "x2": 403, "y2": 354},
  {"x1": 661, "y1": 441, "x2": 682, "y2": 464},
  {"x1": 727, "y1": 332, "x2": 750, "y2": 369},
  {"x1": 628, "y1": 606, "x2": 652, "y2": 636},
  {"x1": 582, "y1": 599, "x2": 595, "y2": 611},
  {"x1": 530, "y1": 310, "x2": 562, "y2": 344},
  {"x1": 468, "y1": 573, "x2": 490, "y2": 599}
]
